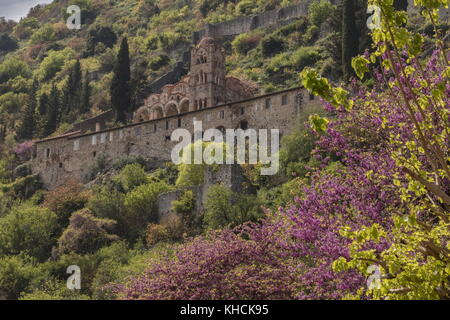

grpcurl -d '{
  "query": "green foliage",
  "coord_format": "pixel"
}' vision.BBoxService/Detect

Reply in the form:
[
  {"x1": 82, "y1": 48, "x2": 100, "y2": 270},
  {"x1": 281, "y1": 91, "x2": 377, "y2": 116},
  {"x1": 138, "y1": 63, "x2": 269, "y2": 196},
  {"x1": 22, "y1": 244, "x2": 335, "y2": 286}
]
[
  {"x1": 29, "y1": 24, "x2": 56, "y2": 44},
  {"x1": 124, "y1": 181, "x2": 172, "y2": 241},
  {"x1": 53, "y1": 209, "x2": 119, "y2": 257},
  {"x1": 291, "y1": 46, "x2": 321, "y2": 70},
  {"x1": 172, "y1": 190, "x2": 196, "y2": 214},
  {"x1": 20, "y1": 279, "x2": 90, "y2": 300},
  {"x1": 150, "y1": 162, "x2": 179, "y2": 185},
  {"x1": 308, "y1": 0, "x2": 335, "y2": 27},
  {"x1": 204, "y1": 184, "x2": 263, "y2": 230},
  {"x1": 0, "y1": 57, "x2": 31, "y2": 84},
  {"x1": 17, "y1": 81, "x2": 38, "y2": 140},
  {"x1": 176, "y1": 164, "x2": 205, "y2": 187},
  {"x1": 236, "y1": 0, "x2": 259, "y2": 15},
  {"x1": 260, "y1": 34, "x2": 286, "y2": 57},
  {"x1": 85, "y1": 25, "x2": 117, "y2": 56},
  {"x1": 0, "y1": 174, "x2": 42, "y2": 199},
  {"x1": 148, "y1": 54, "x2": 170, "y2": 71},
  {"x1": 232, "y1": 31, "x2": 262, "y2": 55},
  {"x1": 112, "y1": 154, "x2": 147, "y2": 171},
  {"x1": 43, "y1": 180, "x2": 90, "y2": 230},
  {"x1": 279, "y1": 122, "x2": 318, "y2": 176},
  {"x1": 34, "y1": 48, "x2": 76, "y2": 82},
  {"x1": 0, "y1": 204, "x2": 58, "y2": 262},
  {"x1": 110, "y1": 38, "x2": 131, "y2": 123},
  {"x1": 0, "y1": 255, "x2": 48, "y2": 300},
  {"x1": 0, "y1": 33, "x2": 18, "y2": 52},
  {"x1": 116, "y1": 163, "x2": 148, "y2": 192}
]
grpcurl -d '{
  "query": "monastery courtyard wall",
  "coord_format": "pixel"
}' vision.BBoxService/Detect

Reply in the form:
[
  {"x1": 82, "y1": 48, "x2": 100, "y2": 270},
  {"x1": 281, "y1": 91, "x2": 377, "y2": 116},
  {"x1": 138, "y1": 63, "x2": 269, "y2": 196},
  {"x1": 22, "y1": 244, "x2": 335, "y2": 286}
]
[{"x1": 31, "y1": 87, "x2": 321, "y2": 189}]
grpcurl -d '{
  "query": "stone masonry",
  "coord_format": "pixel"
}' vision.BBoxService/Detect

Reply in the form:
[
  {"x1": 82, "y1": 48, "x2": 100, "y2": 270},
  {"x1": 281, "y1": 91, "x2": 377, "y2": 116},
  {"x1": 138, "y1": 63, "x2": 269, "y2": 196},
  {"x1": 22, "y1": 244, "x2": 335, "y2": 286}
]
[{"x1": 30, "y1": 37, "x2": 322, "y2": 189}]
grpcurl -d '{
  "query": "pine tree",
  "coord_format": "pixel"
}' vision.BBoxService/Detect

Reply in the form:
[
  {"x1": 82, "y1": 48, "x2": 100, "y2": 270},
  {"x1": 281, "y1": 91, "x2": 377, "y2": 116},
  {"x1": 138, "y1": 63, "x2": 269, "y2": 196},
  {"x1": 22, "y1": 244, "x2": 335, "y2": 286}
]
[
  {"x1": 17, "y1": 80, "x2": 38, "y2": 140},
  {"x1": 44, "y1": 85, "x2": 60, "y2": 137},
  {"x1": 110, "y1": 37, "x2": 131, "y2": 124},
  {"x1": 81, "y1": 71, "x2": 91, "y2": 114},
  {"x1": 341, "y1": 0, "x2": 359, "y2": 79}
]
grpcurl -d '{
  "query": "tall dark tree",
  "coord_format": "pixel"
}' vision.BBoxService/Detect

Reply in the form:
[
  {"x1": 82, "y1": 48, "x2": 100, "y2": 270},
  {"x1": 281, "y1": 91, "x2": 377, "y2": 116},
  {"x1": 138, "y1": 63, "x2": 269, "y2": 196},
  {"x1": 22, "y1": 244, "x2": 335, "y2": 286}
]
[
  {"x1": 110, "y1": 37, "x2": 131, "y2": 124},
  {"x1": 37, "y1": 92, "x2": 49, "y2": 138},
  {"x1": 394, "y1": 0, "x2": 408, "y2": 11},
  {"x1": 64, "y1": 60, "x2": 82, "y2": 117},
  {"x1": 17, "y1": 80, "x2": 38, "y2": 140},
  {"x1": 0, "y1": 33, "x2": 18, "y2": 52},
  {"x1": 43, "y1": 85, "x2": 60, "y2": 137},
  {"x1": 342, "y1": 0, "x2": 359, "y2": 79},
  {"x1": 81, "y1": 71, "x2": 91, "y2": 114}
]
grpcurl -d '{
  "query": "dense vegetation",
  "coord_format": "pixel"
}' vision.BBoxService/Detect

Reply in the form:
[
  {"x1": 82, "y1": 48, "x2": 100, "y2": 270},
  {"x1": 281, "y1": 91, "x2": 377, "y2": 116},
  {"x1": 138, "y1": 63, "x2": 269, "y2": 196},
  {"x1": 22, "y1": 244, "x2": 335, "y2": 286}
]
[{"x1": 0, "y1": 0, "x2": 449, "y2": 300}]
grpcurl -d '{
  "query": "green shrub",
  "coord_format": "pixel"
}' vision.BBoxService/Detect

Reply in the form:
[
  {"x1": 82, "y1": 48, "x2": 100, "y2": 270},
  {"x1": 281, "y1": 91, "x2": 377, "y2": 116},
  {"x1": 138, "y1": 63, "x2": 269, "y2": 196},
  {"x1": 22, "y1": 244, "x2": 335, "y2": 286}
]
[
  {"x1": 124, "y1": 181, "x2": 172, "y2": 241},
  {"x1": 0, "y1": 56, "x2": 31, "y2": 84},
  {"x1": 260, "y1": 35, "x2": 286, "y2": 57},
  {"x1": 0, "y1": 174, "x2": 42, "y2": 199},
  {"x1": 43, "y1": 180, "x2": 90, "y2": 230},
  {"x1": 116, "y1": 163, "x2": 148, "y2": 192},
  {"x1": 0, "y1": 33, "x2": 18, "y2": 52},
  {"x1": 204, "y1": 184, "x2": 263, "y2": 230},
  {"x1": 291, "y1": 46, "x2": 321, "y2": 70},
  {"x1": 304, "y1": 25, "x2": 320, "y2": 44},
  {"x1": 144, "y1": 34, "x2": 159, "y2": 50},
  {"x1": 232, "y1": 32, "x2": 262, "y2": 55},
  {"x1": 88, "y1": 153, "x2": 108, "y2": 179},
  {"x1": 172, "y1": 190, "x2": 196, "y2": 215},
  {"x1": 146, "y1": 223, "x2": 171, "y2": 246},
  {"x1": 0, "y1": 256, "x2": 48, "y2": 300},
  {"x1": 150, "y1": 162, "x2": 179, "y2": 185},
  {"x1": 236, "y1": 0, "x2": 258, "y2": 15},
  {"x1": 276, "y1": 18, "x2": 309, "y2": 37},
  {"x1": 308, "y1": 0, "x2": 335, "y2": 27},
  {"x1": 30, "y1": 24, "x2": 56, "y2": 44},
  {"x1": 20, "y1": 279, "x2": 90, "y2": 300},
  {"x1": 112, "y1": 154, "x2": 147, "y2": 171},
  {"x1": 53, "y1": 209, "x2": 119, "y2": 257},
  {"x1": 0, "y1": 204, "x2": 58, "y2": 261}
]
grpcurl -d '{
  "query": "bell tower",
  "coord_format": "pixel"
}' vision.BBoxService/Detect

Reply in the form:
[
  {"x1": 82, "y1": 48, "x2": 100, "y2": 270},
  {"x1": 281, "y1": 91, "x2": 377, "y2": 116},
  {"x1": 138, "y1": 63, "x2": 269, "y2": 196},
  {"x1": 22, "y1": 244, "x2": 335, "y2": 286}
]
[{"x1": 189, "y1": 37, "x2": 226, "y2": 111}]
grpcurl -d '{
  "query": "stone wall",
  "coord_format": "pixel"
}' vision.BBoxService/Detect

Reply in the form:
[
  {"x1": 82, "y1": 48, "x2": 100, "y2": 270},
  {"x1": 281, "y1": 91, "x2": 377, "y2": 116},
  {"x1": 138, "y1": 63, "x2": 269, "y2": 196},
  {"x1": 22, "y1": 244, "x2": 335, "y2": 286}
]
[
  {"x1": 192, "y1": 2, "x2": 313, "y2": 43},
  {"x1": 156, "y1": 164, "x2": 244, "y2": 221},
  {"x1": 31, "y1": 86, "x2": 322, "y2": 189}
]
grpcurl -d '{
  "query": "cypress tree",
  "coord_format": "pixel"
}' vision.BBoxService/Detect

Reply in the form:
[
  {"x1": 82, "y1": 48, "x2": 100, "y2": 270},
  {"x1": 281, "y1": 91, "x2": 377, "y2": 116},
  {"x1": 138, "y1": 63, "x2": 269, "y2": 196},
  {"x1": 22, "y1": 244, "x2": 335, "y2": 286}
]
[
  {"x1": 64, "y1": 60, "x2": 82, "y2": 116},
  {"x1": 342, "y1": 0, "x2": 359, "y2": 79},
  {"x1": 81, "y1": 71, "x2": 91, "y2": 114},
  {"x1": 17, "y1": 80, "x2": 38, "y2": 140},
  {"x1": 37, "y1": 92, "x2": 49, "y2": 138},
  {"x1": 110, "y1": 37, "x2": 131, "y2": 124},
  {"x1": 44, "y1": 84, "x2": 60, "y2": 137}
]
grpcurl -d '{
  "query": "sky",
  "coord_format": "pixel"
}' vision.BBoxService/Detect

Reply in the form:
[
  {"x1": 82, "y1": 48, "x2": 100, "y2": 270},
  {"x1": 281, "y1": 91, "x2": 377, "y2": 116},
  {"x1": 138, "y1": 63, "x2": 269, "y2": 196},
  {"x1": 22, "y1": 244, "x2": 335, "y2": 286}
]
[{"x1": 0, "y1": 0, "x2": 53, "y2": 21}]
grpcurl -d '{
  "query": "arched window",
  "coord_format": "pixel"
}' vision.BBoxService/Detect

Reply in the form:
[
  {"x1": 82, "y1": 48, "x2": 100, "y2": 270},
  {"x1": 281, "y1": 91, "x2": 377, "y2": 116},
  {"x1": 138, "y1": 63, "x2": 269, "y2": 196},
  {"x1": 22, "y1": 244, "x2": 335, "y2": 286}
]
[{"x1": 204, "y1": 98, "x2": 208, "y2": 108}]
